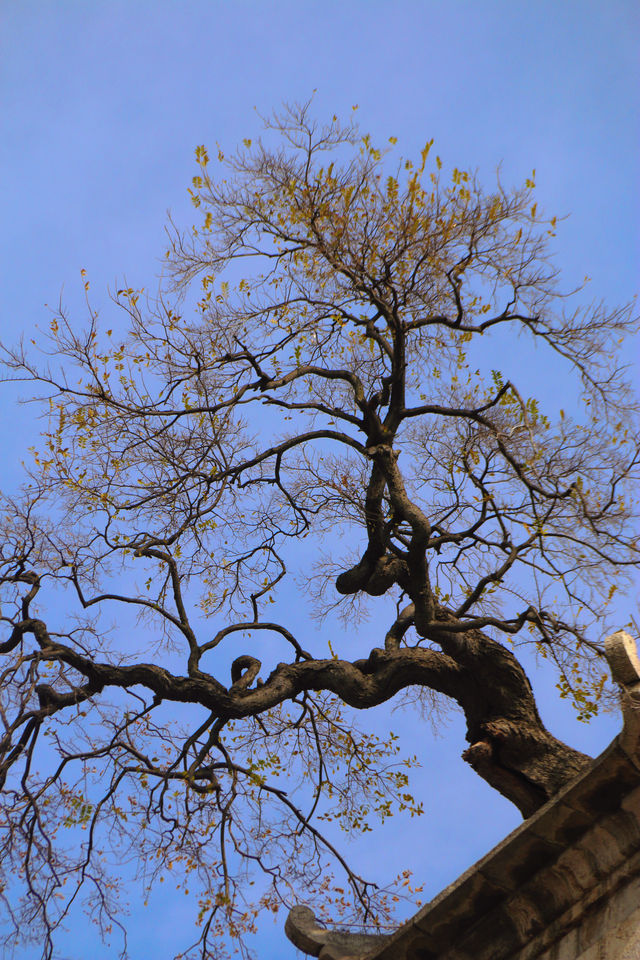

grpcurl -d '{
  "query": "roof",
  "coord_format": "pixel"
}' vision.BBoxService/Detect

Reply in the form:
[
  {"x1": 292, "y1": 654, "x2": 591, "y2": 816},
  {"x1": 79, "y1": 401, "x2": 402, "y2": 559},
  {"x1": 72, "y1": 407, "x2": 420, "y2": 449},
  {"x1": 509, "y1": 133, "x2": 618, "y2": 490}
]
[{"x1": 285, "y1": 630, "x2": 640, "y2": 960}]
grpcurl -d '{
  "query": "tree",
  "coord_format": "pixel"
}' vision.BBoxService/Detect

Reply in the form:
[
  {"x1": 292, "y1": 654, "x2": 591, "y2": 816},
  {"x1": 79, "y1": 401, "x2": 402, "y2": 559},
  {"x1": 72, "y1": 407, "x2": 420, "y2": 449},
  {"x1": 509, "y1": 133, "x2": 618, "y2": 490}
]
[{"x1": 1, "y1": 103, "x2": 638, "y2": 958}]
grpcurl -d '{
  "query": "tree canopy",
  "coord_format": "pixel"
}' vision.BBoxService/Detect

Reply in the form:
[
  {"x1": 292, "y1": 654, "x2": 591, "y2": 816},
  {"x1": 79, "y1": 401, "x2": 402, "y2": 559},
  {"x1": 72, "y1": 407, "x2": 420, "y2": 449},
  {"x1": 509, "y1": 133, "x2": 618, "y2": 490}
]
[{"x1": 1, "y1": 104, "x2": 638, "y2": 958}]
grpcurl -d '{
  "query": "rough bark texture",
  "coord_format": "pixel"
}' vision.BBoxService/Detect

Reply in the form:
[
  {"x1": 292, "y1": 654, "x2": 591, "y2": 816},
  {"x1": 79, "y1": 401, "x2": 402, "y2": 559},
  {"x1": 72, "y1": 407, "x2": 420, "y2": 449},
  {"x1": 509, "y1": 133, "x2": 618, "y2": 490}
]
[{"x1": 6, "y1": 602, "x2": 589, "y2": 817}]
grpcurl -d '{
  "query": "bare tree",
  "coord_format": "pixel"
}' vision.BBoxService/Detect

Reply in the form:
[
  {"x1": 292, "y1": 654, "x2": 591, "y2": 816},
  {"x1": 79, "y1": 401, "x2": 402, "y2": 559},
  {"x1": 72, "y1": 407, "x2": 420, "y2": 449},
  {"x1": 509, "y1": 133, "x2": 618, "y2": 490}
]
[{"x1": 1, "y1": 104, "x2": 638, "y2": 958}]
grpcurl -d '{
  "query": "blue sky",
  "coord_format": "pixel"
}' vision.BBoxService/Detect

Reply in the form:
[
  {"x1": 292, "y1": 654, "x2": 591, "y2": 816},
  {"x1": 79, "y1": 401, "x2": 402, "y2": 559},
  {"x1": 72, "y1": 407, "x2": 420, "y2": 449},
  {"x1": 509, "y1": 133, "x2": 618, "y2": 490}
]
[{"x1": 1, "y1": 2, "x2": 638, "y2": 957}]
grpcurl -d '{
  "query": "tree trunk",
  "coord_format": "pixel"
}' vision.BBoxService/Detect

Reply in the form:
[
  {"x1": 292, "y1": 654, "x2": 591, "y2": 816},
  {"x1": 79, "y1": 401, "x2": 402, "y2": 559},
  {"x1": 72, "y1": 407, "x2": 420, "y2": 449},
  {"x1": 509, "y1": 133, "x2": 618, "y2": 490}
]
[{"x1": 434, "y1": 619, "x2": 591, "y2": 817}]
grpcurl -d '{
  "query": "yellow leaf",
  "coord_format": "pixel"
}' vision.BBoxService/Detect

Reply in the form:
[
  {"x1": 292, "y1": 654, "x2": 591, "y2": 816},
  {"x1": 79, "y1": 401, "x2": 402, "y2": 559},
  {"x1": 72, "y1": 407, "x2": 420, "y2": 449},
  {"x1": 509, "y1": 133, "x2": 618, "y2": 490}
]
[{"x1": 195, "y1": 144, "x2": 209, "y2": 165}]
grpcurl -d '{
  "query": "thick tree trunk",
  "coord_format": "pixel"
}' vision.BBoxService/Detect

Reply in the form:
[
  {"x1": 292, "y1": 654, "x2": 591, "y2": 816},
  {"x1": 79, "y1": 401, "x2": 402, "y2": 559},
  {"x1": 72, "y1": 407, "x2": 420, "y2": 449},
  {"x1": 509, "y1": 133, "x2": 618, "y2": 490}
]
[
  {"x1": 433, "y1": 618, "x2": 591, "y2": 817},
  {"x1": 337, "y1": 544, "x2": 591, "y2": 816},
  {"x1": 462, "y1": 727, "x2": 588, "y2": 818}
]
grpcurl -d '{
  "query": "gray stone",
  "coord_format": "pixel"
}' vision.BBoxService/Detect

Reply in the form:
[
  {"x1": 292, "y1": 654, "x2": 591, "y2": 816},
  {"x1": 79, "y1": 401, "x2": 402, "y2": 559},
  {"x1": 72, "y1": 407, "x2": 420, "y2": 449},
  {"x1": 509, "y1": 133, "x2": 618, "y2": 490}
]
[{"x1": 285, "y1": 906, "x2": 389, "y2": 959}]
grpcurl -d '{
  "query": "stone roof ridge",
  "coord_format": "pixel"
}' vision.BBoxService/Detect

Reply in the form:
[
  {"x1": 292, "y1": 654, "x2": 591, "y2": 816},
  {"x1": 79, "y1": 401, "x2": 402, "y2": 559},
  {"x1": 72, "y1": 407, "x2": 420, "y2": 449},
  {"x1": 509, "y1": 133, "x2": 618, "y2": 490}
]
[{"x1": 284, "y1": 905, "x2": 389, "y2": 959}]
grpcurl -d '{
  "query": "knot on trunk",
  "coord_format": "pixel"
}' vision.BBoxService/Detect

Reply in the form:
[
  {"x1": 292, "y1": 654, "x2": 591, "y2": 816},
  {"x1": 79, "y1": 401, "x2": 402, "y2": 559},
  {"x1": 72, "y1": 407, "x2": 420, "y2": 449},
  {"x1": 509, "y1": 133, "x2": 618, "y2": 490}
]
[
  {"x1": 336, "y1": 554, "x2": 406, "y2": 597},
  {"x1": 462, "y1": 718, "x2": 590, "y2": 818}
]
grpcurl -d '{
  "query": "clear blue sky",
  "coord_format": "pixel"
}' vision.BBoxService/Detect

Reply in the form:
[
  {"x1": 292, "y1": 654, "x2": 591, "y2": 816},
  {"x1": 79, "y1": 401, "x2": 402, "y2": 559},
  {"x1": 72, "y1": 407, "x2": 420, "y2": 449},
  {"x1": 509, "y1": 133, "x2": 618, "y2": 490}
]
[{"x1": 1, "y1": 2, "x2": 638, "y2": 958}]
